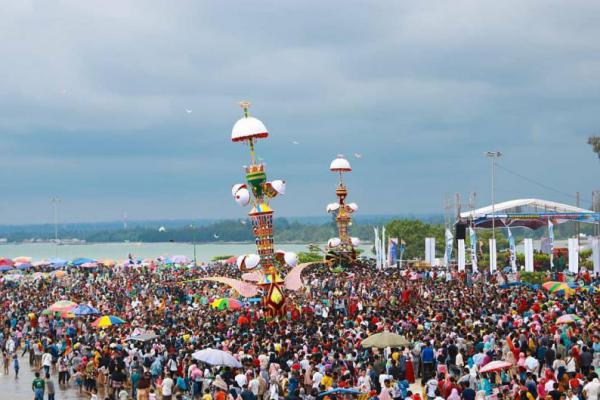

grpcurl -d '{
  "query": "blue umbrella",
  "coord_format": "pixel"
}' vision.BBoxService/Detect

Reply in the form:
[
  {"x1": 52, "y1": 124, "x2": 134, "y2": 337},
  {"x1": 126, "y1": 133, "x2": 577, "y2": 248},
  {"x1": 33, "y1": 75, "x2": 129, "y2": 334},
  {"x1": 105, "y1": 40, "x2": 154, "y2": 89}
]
[
  {"x1": 71, "y1": 257, "x2": 97, "y2": 266},
  {"x1": 17, "y1": 263, "x2": 32, "y2": 270},
  {"x1": 49, "y1": 258, "x2": 67, "y2": 267},
  {"x1": 318, "y1": 389, "x2": 364, "y2": 397},
  {"x1": 72, "y1": 304, "x2": 100, "y2": 316},
  {"x1": 0, "y1": 266, "x2": 12, "y2": 272}
]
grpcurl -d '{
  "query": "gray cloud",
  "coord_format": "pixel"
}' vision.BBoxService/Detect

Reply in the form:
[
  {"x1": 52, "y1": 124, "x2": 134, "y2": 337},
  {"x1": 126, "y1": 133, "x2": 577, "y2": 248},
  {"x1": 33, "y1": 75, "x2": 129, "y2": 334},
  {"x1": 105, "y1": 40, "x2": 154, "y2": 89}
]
[{"x1": 0, "y1": 0, "x2": 598, "y2": 223}]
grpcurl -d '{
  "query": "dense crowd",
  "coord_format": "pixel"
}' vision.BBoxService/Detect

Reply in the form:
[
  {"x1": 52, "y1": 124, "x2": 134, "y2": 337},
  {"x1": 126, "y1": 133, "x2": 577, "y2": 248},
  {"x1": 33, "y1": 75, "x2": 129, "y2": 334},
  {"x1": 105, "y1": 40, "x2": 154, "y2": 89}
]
[{"x1": 0, "y1": 261, "x2": 599, "y2": 400}]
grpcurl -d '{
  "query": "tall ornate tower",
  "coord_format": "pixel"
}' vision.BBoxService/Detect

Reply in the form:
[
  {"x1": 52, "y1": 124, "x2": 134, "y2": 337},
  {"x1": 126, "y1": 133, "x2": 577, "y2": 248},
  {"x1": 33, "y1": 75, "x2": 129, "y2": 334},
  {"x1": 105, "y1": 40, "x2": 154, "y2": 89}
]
[
  {"x1": 325, "y1": 155, "x2": 360, "y2": 266},
  {"x1": 230, "y1": 102, "x2": 288, "y2": 313}
]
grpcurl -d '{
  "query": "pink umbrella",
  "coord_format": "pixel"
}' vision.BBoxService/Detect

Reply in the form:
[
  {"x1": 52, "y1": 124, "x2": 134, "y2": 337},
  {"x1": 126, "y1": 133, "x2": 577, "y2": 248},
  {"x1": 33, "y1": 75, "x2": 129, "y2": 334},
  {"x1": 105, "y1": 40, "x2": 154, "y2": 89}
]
[{"x1": 480, "y1": 360, "x2": 512, "y2": 373}]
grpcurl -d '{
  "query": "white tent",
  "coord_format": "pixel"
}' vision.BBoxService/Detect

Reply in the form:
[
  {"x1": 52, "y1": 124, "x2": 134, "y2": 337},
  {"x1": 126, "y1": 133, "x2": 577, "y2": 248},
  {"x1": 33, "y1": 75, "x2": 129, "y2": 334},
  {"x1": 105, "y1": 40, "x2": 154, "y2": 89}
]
[{"x1": 460, "y1": 198, "x2": 593, "y2": 220}]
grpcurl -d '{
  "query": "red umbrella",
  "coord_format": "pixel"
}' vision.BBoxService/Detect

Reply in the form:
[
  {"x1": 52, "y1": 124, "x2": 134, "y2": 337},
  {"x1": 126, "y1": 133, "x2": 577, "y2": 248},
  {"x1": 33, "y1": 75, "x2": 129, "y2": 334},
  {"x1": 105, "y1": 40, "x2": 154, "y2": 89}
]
[
  {"x1": 225, "y1": 256, "x2": 237, "y2": 264},
  {"x1": 0, "y1": 258, "x2": 14, "y2": 267}
]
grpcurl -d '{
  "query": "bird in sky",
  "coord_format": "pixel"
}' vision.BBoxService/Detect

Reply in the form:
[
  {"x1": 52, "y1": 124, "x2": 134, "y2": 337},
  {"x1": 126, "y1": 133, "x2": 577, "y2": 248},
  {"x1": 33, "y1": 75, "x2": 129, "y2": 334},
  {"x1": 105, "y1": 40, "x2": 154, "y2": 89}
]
[
  {"x1": 213, "y1": 233, "x2": 220, "y2": 239},
  {"x1": 292, "y1": 140, "x2": 299, "y2": 145},
  {"x1": 354, "y1": 153, "x2": 362, "y2": 158},
  {"x1": 185, "y1": 109, "x2": 193, "y2": 114},
  {"x1": 240, "y1": 219, "x2": 247, "y2": 225}
]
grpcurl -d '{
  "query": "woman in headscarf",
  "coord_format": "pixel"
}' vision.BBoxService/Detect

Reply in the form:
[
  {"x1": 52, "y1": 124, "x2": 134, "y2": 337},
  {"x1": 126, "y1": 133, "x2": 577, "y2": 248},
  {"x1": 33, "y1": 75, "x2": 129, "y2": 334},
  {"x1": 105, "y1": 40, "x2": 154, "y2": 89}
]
[{"x1": 447, "y1": 388, "x2": 460, "y2": 400}]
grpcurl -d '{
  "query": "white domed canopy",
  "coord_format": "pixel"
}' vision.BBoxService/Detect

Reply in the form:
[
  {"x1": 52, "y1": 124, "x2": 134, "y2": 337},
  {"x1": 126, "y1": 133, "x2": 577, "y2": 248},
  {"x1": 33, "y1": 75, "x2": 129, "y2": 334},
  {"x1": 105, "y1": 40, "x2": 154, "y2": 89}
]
[
  {"x1": 231, "y1": 116, "x2": 269, "y2": 142},
  {"x1": 326, "y1": 203, "x2": 340, "y2": 213},
  {"x1": 328, "y1": 237, "x2": 341, "y2": 248},
  {"x1": 330, "y1": 156, "x2": 351, "y2": 172}
]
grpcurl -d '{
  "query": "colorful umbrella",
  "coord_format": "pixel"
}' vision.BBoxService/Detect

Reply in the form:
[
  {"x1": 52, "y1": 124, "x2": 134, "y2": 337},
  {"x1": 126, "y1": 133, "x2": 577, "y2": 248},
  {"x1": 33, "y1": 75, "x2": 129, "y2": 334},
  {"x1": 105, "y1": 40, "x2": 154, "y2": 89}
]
[
  {"x1": 0, "y1": 258, "x2": 14, "y2": 267},
  {"x1": 100, "y1": 259, "x2": 116, "y2": 267},
  {"x1": 49, "y1": 258, "x2": 67, "y2": 266},
  {"x1": 42, "y1": 309, "x2": 75, "y2": 318},
  {"x1": 48, "y1": 300, "x2": 78, "y2": 312},
  {"x1": 319, "y1": 389, "x2": 364, "y2": 397},
  {"x1": 71, "y1": 257, "x2": 97, "y2": 266},
  {"x1": 479, "y1": 360, "x2": 513, "y2": 373},
  {"x1": 556, "y1": 314, "x2": 582, "y2": 325},
  {"x1": 91, "y1": 315, "x2": 126, "y2": 328},
  {"x1": 13, "y1": 256, "x2": 32, "y2": 264},
  {"x1": 211, "y1": 298, "x2": 243, "y2": 310},
  {"x1": 542, "y1": 281, "x2": 573, "y2": 294},
  {"x1": 72, "y1": 304, "x2": 100, "y2": 316}
]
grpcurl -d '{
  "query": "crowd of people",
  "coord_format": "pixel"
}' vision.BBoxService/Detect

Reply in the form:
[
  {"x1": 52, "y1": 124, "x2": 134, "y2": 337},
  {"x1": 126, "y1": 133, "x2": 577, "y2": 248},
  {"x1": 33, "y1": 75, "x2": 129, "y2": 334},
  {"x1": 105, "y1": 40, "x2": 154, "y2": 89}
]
[{"x1": 0, "y1": 260, "x2": 599, "y2": 400}]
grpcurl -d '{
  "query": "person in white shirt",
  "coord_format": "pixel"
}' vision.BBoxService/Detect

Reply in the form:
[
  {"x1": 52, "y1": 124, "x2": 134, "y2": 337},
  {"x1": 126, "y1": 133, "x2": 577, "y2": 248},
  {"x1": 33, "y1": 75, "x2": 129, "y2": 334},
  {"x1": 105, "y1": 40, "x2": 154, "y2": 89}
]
[
  {"x1": 583, "y1": 376, "x2": 600, "y2": 400},
  {"x1": 249, "y1": 375, "x2": 260, "y2": 396},
  {"x1": 162, "y1": 374, "x2": 175, "y2": 400},
  {"x1": 357, "y1": 370, "x2": 371, "y2": 393},
  {"x1": 41, "y1": 351, "x2": 52, "y2": 375},
  {"x1": 312, "y1": 370, "x2": 323, "y2": 389},
  {"x1": 235, "y1": 372, "x2": 248, "y2": 388}
]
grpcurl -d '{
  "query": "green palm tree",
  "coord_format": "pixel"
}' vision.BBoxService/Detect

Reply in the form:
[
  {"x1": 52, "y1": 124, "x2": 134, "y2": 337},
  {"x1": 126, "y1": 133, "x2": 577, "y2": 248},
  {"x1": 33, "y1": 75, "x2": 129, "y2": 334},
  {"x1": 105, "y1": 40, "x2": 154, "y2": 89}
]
[{"x1": 588, "y1": 136, "x2": 600, "y2": 159}]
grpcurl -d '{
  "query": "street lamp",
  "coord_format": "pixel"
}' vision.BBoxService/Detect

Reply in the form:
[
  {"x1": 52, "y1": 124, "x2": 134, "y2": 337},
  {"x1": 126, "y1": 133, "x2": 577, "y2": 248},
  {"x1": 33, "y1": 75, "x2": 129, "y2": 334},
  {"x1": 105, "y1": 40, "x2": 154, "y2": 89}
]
[{"x1": 484, "y1": 151, "x2": 502, "y2": 241}]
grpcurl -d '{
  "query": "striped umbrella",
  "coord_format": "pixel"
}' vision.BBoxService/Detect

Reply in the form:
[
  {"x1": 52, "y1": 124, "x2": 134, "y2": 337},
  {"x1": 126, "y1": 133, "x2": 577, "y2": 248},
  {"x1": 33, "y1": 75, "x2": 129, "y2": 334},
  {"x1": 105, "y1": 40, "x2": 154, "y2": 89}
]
[
  {"x1": 42, "y1": 309, "x2": 75, "y2": 318},
  {"x1": 91, "y1": 315, "x2": 126, "y2": 328},
  {"x1": 210, "y1": 298, "x2": 243, "y2": 310},
  {"x1": 479, "y1": 360, "x2": 513, "y2": 373},
  {"x1": 48, "y1": 300, "x2": 78, "y2": 312},
  {"x1": 542, "y1": 281, "x2": 573, "y2": 294},
  {"x1": 556, "y1": 314, "x2": 582, "y2": 325}
]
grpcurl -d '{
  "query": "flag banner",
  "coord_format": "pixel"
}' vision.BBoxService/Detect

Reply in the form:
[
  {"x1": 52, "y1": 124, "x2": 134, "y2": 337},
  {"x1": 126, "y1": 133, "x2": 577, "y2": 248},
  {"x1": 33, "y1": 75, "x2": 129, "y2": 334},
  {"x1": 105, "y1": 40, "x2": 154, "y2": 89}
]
[
  {"x1": 592, "y1": 237, "x2": 600, "y2": 275},
  {"x1": 374, "y1": 227, "x2": 380, "y2": 271},
  {"x1": 425, "y1": 237, "x2": 435, "y2": 265},
  {"x1": 469, "y1": 227, "x2": 478, "y2": 272},
  {"x1": 548, "y1": 220, "x2": 555, "y2": 269},
  {"x1": 507, "y1": 227, "x2": 517, "y2": 271},
  {"x1": 458, "y1": 239, "x2": 466, "y2": 272},
  {"x1": 489, "y1": 238, "x2": 497, "y2": 273},
  {"x1": 568, "y1": 238, "x2": 579, "y2": 274},
  {"x1": 524, "y1": 238, "x2": 534, "y2": 272},
  {"x1": 399, "y1": 239, "x2": 406, "y2": 268},
  {"x1": 388, "y1": 238, "x2": 398, "y2": 265},
  {"x1": 444, "y1": 228, "x2": 453, "y2": 267}
]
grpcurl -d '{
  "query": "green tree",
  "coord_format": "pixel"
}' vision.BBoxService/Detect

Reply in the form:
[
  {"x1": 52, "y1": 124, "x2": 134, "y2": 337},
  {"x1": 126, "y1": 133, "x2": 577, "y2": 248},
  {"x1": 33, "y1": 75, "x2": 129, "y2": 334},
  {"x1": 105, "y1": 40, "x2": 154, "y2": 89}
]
[
  {"x1": 588, "y1": 136, "x2": 600, "y2": 159},
  {"x1": 385, "y1": 219, "x2": 444, "y2": 259}
]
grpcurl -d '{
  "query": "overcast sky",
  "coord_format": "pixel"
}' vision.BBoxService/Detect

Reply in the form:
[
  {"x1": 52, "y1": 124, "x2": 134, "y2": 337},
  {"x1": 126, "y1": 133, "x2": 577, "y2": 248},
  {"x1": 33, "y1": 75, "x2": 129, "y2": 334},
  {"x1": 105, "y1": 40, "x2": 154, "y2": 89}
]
[{"x1": 0, "y1": 1, "x2": 598, "y2": 224}]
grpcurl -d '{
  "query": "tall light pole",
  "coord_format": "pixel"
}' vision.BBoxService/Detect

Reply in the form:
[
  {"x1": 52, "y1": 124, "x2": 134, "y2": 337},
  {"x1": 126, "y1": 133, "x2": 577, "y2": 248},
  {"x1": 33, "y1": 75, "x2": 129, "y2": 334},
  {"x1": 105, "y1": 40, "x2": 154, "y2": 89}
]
[
  {"x1": 485, "y1": 151, "x2": 502, "y2": 241},
  {"x1": 51, "y1": 197, "x2": 61, "y2": 243},
  {"x1": 190, "y1": 224, "x2": 197, "y2": 266}
]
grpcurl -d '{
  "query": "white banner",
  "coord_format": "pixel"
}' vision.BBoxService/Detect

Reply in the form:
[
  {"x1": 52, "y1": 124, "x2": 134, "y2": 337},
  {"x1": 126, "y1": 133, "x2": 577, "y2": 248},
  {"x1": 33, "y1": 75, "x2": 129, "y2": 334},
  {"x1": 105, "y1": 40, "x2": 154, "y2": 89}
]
[
  {"x1": 444, "y1": 229, "x2": 453, "y2": 267},
  {"x1": 568, "y1": 238, "x2": 579, "y2": 274},
  {"x1": 425, "y1": 237, "x2": 435, "y2": 265},
  {"x1": 458, "y1": 239, "x2": 465, "y2": 272},
  {"x1": 489, "y1": 238, "x2": 497, "y2": 273},
  {"x1": 592, "y1": 237, "x2": 600, "y2": 275},
  {"x1": 524, "y1": 238, "x2": 534, "y2": 272},
  {"x1": 469, "y1": 227, "x2": 478, "y2": 273}
]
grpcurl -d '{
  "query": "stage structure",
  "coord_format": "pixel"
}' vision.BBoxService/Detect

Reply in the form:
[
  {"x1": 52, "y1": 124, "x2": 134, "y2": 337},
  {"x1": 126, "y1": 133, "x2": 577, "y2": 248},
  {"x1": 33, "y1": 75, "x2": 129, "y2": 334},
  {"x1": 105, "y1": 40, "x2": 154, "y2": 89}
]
[
  {"x1": 201, "y1": 102, "x2": 310, "y2": 315},
  {"x1": 325, "y1": 155, "x2": 360, "y2": 267},
  {"x1": 460, "y1": 198, "x2": 600, "y2": 272},
  {"x1": 460, "y1": 198, "x2": 600, "y2": 229}
]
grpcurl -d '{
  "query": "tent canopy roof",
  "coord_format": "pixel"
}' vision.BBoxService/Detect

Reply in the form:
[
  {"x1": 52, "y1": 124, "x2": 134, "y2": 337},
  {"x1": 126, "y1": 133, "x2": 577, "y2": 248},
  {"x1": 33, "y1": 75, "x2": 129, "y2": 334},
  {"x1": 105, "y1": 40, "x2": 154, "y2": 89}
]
[
  {"x1": 460, "y1": 198, "x2": 593, "y2": 219},
  {"x1": 460, "y1": 198, "x2": 599, "y2": 230}
]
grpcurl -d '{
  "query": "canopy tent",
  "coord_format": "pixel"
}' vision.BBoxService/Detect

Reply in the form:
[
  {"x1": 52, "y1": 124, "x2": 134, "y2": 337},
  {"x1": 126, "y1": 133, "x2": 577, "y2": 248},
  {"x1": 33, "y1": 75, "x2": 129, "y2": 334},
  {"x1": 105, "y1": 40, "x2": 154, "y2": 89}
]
[{"x1": 460, "y1": 198, "x2": 599, "y2": 229}]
